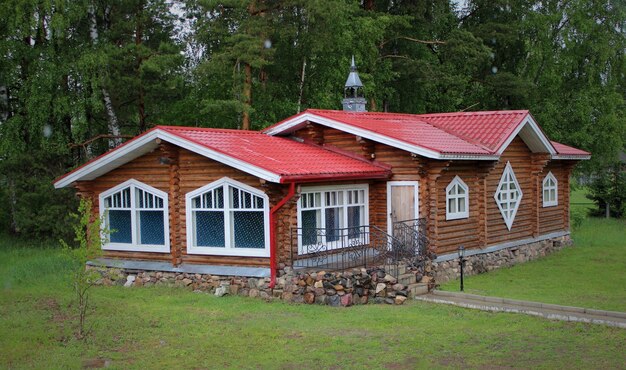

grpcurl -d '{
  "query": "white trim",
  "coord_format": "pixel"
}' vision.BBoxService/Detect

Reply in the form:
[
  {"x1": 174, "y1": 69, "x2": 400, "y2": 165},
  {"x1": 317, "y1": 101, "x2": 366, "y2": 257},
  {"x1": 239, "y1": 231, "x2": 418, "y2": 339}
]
[
  {"x1": 99, "y1": 179, "x2": 170, "y2": 253},
  {"x1": 497, "y1": 115, "x2": 556, "y2": 155},
  {"x1": 386, "y1": 181, "x2": 420, "y2": 235},
  {"x1": 493, "y1": 162, "x2": 523, "y2": 231},
  {"x1": 542, "y1": 171, "x2": 558, "y2": 207},
  {"x1": 185, "y1": 177, "x2": 270, "y2": 257},
  {"x1": 445, "y1": 176, "x2": 469, "y2": 220},
  {"x1": 296, "y1": 184, "x2": 370, "y2": 255},
  {"x1": 54, "y1": 129, "x2": 282, "y2": 189},
  {"x1": 551, "y1": 154, "x2": 591, "y2": 160},
  {"x1": 265, "y1": 113, "x2": 500, "y2": 161}
]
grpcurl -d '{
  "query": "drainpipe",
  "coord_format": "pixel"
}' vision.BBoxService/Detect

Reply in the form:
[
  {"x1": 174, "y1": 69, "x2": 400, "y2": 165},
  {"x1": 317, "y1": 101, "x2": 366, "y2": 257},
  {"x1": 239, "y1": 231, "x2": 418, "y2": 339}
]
[{"x1": 269, "y1": 182, "x2": 297, "y2": 288}]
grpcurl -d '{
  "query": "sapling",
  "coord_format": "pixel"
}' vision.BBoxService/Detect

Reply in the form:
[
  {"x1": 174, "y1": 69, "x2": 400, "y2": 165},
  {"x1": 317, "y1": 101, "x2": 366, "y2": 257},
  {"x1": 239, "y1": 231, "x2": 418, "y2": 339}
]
[{"x1": 61, "y1": 199, "x2": 107, "y2": 340}]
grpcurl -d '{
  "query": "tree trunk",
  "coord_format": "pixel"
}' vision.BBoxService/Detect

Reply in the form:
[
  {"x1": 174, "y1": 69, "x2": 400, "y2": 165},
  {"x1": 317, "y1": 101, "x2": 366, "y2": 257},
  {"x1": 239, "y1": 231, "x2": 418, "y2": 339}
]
[
  {"x1": 605, "y1": 201, "x2": 610, "y2": 218},
  {"x1": 242, "y1": 62, "x2": 252, "y2": 130},
  {"x1": 297, "y1": 57, "x2": 306, "y2": 113},
  {"x1": 88, "y1": 2, "x2": 122, "y2": 148},
  {"x1": 136, "y1": 3, "x2": 146, "y2": 132}
]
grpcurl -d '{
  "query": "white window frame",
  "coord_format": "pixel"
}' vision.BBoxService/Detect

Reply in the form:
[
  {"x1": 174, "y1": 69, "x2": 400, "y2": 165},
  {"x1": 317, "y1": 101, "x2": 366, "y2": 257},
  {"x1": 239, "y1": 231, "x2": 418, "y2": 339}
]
[
  {"x1": 99, "y1": 179, "x2": 170, "y2": 253},
  {"x1": 297, "y1": 184, "x2": 369, "y2": 255},
  {"x1": 542, "y1": 171, "x2": 558, "y2": 207},
  {"x1": 185, "y1": 177, "x2": 270, "y2": 257},
  {"x1": 494, "y1": 162, "x2": 523, "y2": 231},
  {"x1": 445, "y1": 176, "x2": 469, "y2": 220}
]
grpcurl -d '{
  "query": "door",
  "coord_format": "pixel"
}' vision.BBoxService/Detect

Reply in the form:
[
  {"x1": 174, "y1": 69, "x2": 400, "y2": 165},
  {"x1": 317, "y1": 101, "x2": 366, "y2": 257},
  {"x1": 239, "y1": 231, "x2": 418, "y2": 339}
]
[{"x1": 387, "y1": 181, "x2": 419, "y2": 236}]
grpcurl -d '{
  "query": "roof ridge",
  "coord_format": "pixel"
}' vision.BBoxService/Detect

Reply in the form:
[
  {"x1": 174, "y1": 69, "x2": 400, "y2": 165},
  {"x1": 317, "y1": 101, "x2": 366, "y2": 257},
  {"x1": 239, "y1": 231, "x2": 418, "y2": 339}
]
[{"x1": 157, "y1": 125, "x2": 263, "y2": 135}]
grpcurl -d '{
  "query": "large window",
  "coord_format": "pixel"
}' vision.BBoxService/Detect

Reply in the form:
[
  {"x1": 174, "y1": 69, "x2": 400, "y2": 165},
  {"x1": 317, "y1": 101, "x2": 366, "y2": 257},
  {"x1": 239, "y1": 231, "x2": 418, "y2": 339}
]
[
  {"x1": 446, "y1": 176, "x2": 469, "y2": 220},
  {"x1": 494, "y1": 162, "x2": 523, "y2": 230},
  {"x1": 542, "y1": 171, "x2": 558, "y2": 207},
  {"x1": 185, "y1": 178, "x2": 269, "y2": 257},
  {"x1": 100, "y1": 179, "x2": 169, "y2": 253},
  {"x1": 298, "y1": 185, "x2": 368, "y2": 254}
]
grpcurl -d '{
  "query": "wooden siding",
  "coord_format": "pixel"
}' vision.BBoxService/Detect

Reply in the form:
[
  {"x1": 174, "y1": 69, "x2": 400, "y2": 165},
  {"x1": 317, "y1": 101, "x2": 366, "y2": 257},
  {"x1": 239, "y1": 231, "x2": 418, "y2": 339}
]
[{"x1": 538, "y1": 161, "x2": 574, "y2": 235}]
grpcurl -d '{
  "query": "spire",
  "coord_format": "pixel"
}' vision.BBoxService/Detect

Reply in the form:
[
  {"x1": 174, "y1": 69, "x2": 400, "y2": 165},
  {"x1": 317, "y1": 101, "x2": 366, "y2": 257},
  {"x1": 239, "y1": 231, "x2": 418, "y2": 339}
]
[{"x1": 342, "y1": 56, "x2": 367, "y2": 112}]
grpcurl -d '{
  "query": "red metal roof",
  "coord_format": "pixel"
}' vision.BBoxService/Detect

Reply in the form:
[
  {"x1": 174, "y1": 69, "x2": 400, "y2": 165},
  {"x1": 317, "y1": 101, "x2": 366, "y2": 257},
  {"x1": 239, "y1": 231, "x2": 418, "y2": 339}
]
[
  {"x1": 303, "y1": 109, "x2": 493, "y2": 155},
  {"x1": 266, "y1": 109, "x2": 587, "y2": 159},
  {"x1": 550, "y1": 141, "x2": 591, "y2": 157},
  {"x1": 55, "y1": 126, "x2": 390, "y2": 187}
]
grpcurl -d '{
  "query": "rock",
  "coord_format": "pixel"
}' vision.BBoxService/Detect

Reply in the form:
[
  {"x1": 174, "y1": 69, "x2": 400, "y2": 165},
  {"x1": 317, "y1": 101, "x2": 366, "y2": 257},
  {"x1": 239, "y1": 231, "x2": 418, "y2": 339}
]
[
  {"x1": 415, "y1": 273, "x2": 423, "y2": 282},
  {"x1": 334, "y1": 284, "x2": 344, "y2": 291},
  {"x1": 182, "y1": 278, "x2": 193, "y2": 286},
  {"x1": 315, "y1": 295, "x2": 327, "y2": 305},
  {"x1": 337, "y1": 291, "x2": 345, "y2": 296},
  {"x1": 124, "y1": 275, "x2": 136, "y2": 287},
  {"x1": 396, "y1": 290, "x2": 408, "y2": 297},
  {"x1": 247, "y1": 278, "x2": 258, "y2": 288},
  {"x1": 421, "y1": 276, "x2": 432, "y2": 284},
  {"x1": 323, "y1": 281, "x2": 334, "y2": 289},
  {"x1": 229, "y1": 285, "x2": 240, "y2": 295},
  {"x1": 395, "y1": 296, "x2": 407, "y2": 305},
  {"x1": 376, "y1": 270, "x2": 386, "y2": 279},
  {"x1": 384, "y1": 298, "x2": 395, "y2": 305},
  {"x1": 360, "y1": 295, "x2": 369, "y2": 304},
  {"x1": 282, "y1": 292, "x2": 293, "y2": 301},
  {"x1": 314, "y1": 281, "x2": 324, "y2": 289},
  {"x1": 375, "y1": 283, "x2": 387, "y2": 294},
  {"x1": 304, "y1": 292, "x2": 315, "y2": 304},
  {"x1": 249, "y1": 289, "x2": 259, "y2": 298},
  {"x1": 215, "y1": 286, "x2": 228, "y2": 297},
  {"x1": 314, "y1": 287, "x2": 326, "y2": 296},
  {"x1": 277, "y1": 277, "x2": 286, "y2": 287},
  {"x1": 292, "y1": 295, "x2": 305, "y2": 304},
  {"x1": 354, "y1": 287, "x2": 364, "y2": 296},
  {"x1": 384, "y1": 274, "x2": 396, "y2": 283},
  {"x1": 272, "y1": 289, "x2": 283, "y2": 298},
  {"x1": 392, "y1": 283, "x2": 405, "y2": 291},
  {"x1": 340, "y1": 293, "x2": 352, "y2": 307},
  {"x1": 259, "y1": 291, "x2": 271, "y2": 300},
  {"x1": 373, "y1": 297, "x2": 386, "y2": 304},
  {"x1": 297, "y1": 279, "x2": 307, "y2": 287},
  {"x1": 326, "y1": 288, "x2": 336, "y2": 296},
  {"x1": 328, "y1": 295, "x2": 341, "y2": 307},
  {"x1": 305, "y1": 276, "x2": 315, "y2": 286}
]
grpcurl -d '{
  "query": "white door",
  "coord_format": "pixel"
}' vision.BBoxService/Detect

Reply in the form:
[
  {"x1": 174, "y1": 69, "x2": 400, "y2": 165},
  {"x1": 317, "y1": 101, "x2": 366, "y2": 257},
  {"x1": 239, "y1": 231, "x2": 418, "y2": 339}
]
[{"x1": 387, "y1": 181, "x2": 419, "y2": 236}]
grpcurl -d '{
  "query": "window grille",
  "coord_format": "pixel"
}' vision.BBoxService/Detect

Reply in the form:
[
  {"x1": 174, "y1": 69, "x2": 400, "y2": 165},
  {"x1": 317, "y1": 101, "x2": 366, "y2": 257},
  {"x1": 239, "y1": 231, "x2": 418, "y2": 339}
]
[
  {"x1": 297, "y1": 185, "x2": 368, "y2": 254},
  {"x1": 542, "y1": 172, "x2": 558, "y2": 207},
  {"x1": 100, "y1": 179, "x2": 168, "y2": 252},
  {"x1": 186, "y1": 178, "x2": 269, "y2": 257},
  {"x1": 446, "y1": 176, "x2": 469, "y2": 220},
  {"x1": 494, "y1": 162, "x2": 523, "y2": 230}
]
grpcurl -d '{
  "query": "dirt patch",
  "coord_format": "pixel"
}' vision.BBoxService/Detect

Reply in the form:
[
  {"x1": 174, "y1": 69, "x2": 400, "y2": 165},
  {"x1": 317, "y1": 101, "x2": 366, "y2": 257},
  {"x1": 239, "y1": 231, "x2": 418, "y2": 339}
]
[
  {"x1": 385, "y1": 355, "x2": 420, "y2": 369},
  {"x1": 82, "y1": 358, "x2": 111, "y2": 368}
]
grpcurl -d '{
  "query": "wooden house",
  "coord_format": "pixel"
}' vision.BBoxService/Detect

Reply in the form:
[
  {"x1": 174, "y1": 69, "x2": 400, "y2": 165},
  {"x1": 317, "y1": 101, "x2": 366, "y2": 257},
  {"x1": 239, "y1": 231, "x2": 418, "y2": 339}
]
[{"x1": 54, "y1": 62, "x2": 590, "y2": 287}]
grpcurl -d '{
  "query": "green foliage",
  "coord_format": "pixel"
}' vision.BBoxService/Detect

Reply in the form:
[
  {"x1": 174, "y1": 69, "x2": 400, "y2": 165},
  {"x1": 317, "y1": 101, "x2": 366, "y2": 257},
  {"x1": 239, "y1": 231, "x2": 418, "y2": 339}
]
[
  {"x1": 586, "y1": 163, "x2": 626, "y2": 218},
  {"x1": 60, "y1": 199, "x2": 106, "y2": 340}
]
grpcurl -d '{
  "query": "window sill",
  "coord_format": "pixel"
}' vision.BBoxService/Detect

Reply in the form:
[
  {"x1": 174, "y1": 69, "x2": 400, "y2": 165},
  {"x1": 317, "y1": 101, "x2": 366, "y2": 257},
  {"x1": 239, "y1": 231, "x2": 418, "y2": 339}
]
[
  {"x1": 103, "y1": 243, "x2": 170, "y2": 253},
  {"x1": 186, "y1": 246, "x2": 270, "y2": 257},
  {"x1": 445, "y1": 213, "x2": 469, "y2": 221}
]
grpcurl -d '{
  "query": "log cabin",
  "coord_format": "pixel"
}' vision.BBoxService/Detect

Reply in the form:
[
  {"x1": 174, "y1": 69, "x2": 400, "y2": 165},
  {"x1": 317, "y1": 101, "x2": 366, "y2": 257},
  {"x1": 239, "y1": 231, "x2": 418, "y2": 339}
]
[{"x1": 54, "y1": 59, "x2": 590, "y2": 288}]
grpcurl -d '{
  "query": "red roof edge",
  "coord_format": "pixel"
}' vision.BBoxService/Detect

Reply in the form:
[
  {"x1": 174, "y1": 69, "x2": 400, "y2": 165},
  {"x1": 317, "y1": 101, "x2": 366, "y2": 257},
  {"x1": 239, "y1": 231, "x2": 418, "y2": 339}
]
[
  {"x1": 280, "y1": 171, "x2": 390, "y2": 183},
  {"x1": 551, "y1": 141, "x2": 591, "y2": 157}
]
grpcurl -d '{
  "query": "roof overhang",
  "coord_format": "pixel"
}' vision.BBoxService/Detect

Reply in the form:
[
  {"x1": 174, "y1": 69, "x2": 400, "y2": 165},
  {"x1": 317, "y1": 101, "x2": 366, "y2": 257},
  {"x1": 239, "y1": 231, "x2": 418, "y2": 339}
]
[
  {"x1": 264, "y1": 112, "x2": 499, "y2": 161},
  {"x1": 54, "y1": 129, "x2": 283, "y2": 188},
  {"x1": 497, "y1": 114, "x2": 557, "y2": 156},
  {"x1": 551, "y1": 154, "x2": 591, "y2": 160}
]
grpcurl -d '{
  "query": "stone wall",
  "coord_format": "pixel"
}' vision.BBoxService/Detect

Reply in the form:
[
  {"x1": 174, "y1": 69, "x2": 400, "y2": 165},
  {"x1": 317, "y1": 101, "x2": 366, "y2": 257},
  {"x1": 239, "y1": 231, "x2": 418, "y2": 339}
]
[
  {"x1": 432, "y1": 235, "x2": 572, "y2": 284},
  {"x1": 88, "y1": 263, "x2": 429, "y2": 307}
]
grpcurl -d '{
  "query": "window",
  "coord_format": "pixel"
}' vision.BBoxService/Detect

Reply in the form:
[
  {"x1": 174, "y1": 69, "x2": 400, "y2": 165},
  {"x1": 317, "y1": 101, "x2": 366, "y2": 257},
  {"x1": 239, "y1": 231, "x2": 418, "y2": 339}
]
[
  {"x1": 446, "y1": 176, "x2": 469, "y2": 220},
  {"x1": 542, "y1": 172, "x2": 558, "y2": 207},
  {"x1": 185, "y1": 178, "x2": 269, "y2": 257},
  {"x1": 494, "y1": 162, "x2": 523, "y2": 231},
  {"x1": 297, "y1": 185, "x2": 368, "y2": 254},
  {"x1": 100, "y1": 179, "x2": 169, "y2": 253}
]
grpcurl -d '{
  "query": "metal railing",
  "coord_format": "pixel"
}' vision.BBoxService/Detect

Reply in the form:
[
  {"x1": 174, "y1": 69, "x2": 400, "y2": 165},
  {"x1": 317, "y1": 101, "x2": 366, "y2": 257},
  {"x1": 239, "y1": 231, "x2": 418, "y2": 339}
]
[{"x1": 290, "y1": 219, "x2": 428, "y2": 279}]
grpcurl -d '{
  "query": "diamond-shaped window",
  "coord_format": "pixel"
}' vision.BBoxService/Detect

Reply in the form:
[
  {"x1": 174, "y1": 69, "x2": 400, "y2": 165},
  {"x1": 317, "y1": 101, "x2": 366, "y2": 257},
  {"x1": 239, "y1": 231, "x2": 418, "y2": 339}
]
[{"x1": 494, "y1": 162, "x2": 522, "y2": 230}]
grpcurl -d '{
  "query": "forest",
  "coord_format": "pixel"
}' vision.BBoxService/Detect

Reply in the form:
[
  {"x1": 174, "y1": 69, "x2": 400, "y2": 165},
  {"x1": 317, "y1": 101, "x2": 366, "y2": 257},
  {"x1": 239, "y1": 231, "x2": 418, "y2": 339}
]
[{"x1": 0, "y1": 0, "x2": 624, "y2": 240}]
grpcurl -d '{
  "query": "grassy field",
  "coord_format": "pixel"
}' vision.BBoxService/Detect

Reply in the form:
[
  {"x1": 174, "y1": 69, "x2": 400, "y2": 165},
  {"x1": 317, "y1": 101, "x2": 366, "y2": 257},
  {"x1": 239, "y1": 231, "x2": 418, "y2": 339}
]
[
  {"x1": 439, "y1": 216, "x2": 626, "y2": 312},
  {"x1": 1, "y1": 234, "x2": 626, "y2": 369},
  {"x1": 570, "y1": 187, "x2": 595, "y2": 214}
]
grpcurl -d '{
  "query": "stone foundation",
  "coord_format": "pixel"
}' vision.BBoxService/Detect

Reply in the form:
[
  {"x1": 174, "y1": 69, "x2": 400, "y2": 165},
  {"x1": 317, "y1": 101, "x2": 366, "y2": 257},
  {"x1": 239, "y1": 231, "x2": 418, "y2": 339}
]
[
  {"x1": 432, "y1": 235, "x2": 572, "y2": 284},
  {"x1": 88, "y1": 263, "x2": 429, "y2": 306}
]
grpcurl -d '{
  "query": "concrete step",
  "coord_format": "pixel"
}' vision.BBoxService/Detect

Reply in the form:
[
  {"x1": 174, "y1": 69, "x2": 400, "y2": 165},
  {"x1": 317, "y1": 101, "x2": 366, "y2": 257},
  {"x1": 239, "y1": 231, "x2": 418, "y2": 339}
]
[
  {"x1": 398, "y1": 273, "x2": 417, "y2": 286},
  {"x1": 407, "y1": 283, "x2": 429, "y2": 298},
  {"x1": 383, "y1": 264, "x2": 406, "y2": 275}
]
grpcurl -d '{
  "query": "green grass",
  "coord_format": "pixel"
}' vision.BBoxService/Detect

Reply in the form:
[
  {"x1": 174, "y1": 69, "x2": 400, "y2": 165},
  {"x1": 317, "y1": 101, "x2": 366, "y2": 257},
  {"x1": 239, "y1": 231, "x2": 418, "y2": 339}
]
[
  {"x1": 570, "y1": 186, "x2": 595, "y2": 214},
  {"x1": 1, "y1": 235, "x2": 626, "y2": 369},
  {"x1": 440, "y1": 217, "x2": 626, "y2": 311}
]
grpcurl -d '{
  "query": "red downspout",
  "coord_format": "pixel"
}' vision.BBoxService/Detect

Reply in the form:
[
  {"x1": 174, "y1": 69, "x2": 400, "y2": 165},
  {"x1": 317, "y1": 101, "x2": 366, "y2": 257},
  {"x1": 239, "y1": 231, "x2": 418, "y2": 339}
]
[{"x1": 269, "y1": 182, "x2": 296, "y2": 288}]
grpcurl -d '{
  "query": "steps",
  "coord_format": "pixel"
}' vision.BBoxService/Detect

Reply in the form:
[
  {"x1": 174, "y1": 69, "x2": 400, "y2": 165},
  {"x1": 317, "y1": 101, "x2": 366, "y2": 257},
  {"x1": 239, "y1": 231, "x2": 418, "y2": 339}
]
[
  {"x1": 407, "y1": 283, "x2": 429, "y2": 298},
  {"x1": 397, "y1": 273, "x2": 416, "y2": 286}
]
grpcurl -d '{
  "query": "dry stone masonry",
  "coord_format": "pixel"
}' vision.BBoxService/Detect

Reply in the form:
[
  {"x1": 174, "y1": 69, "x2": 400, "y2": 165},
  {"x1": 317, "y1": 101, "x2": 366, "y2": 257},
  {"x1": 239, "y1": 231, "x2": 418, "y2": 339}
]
[{"x1": 89, "y1": 263, "x2": 430, "y2": 307}]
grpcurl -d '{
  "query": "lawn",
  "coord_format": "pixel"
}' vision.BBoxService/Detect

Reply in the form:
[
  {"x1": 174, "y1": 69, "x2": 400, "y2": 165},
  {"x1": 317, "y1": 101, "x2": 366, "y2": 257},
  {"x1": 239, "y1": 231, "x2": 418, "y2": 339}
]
[
  {"x1": 439, "y1": 217, "x2": 626, "y2": 312},
  {"x1": 1, "y1": 235, "x2": 625, "y2": 369}
]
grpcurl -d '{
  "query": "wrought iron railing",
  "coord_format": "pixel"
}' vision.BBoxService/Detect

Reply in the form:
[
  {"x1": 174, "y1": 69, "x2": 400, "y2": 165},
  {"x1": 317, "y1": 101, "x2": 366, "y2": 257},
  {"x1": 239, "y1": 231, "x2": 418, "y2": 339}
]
[
  {"x1": 391, "y1": 218, "x2": 429, "y2": 257},
  {"x1": 290, "y1": 219, "x2": 428, "y2": 279}
]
